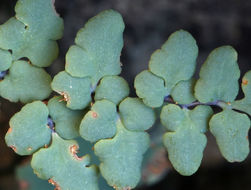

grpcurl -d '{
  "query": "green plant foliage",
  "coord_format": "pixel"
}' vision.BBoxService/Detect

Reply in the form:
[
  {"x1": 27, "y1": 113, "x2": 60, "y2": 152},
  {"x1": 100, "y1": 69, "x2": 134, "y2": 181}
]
[
  {"x1": 160, "y1": 104, "x2": 185, "y2": 132},
  {"x1": 209, "y1": 109, "x2": 250, "y2": 162},
  {"x1": 52, "y1": 10, "x2": 125, "y2": 110},
  {"x1": 134, "y1": 70, "x2": 166, "y2": 107},
  {"x1": 31, "y1": 133, "x2": 99, "y2": 190},
  {"x1": 16, "y1": 162, "x2": 54, "y2": 190},
  {"x1": 161, "y1": 104, "x2": 213, "y2": 175},
  {"x1": 66, "y1": 10, "x2": 124, "y2": 84},
  {"x1": 189, "y1": 105, "x2": 214, "y2": 133},
  {"x1": 119, "y1": 97, "x2": 155, "y2": 131},
  {"x1": 2, "y1": 1, "x2": 251, "y2": 189},
  {"x1": 149, "y1": 30, "x2": 198, "y2": 93},
  {"x1": 95, "y1": 76, "x2": 129, "y2": 105},
  {"x1": 0, "y1": 49, "x2": 12, "y2": 71},
  {"x1": 79, "y1": 100, "x2": 118, "y2": 143},
  {"x1": 0, "y1": 0, "x2": 63, "y2": 67},
  {"x1": 94, "y1": 120, "x2": 150, "y2": 189},
  {"x1": 232, "y1": 71, "x2": 251, "y2": 115},
  {"x1": 47, "y1": 96, "x2": 85, "y2": 139},
  {"x1": 171, "y1": 78, "x2": 196, "y2": 104},
  {"x1": 76, "y1": 138, "x2": 113, "y2": 190},
  {"x1": 51, "y1": 71, "x2": 92, "y2": 110},
  {"x1": 195, "y1": 46, "x2": 240, "y2": 103},
  {"x1": 5, "y1": 101, "x2": 51, "y2": 155},
  {"x1": 0, "y1": 61, "x2": 52, "y2": 103}
]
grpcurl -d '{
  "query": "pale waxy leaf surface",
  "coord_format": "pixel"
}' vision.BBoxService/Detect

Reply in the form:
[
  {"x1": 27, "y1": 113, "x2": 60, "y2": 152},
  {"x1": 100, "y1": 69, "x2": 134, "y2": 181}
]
[
  {"x1": 189, "y1": 105, "x2": 213, "y2": 133},
  {"x1": 94, "y1": 120, "x2": 150, "y2": 189},
  {"x1": 195, "y1": 46, "x2": 240, "y2": 103},
  {"x1": 66, "y1": 10, "x2": 124, "y2": 84},
  {"x1": 5, "y1": 101, "x2": 51, "y2": 155},
  {"x1": 232, "y1": 70, "x2": 251, "y2": 116},
  {"x1": 0, "y1": 49, "x2": 12, "y2": 71},
  {"x1": 134, "y1": 70, "x2": 167, "y2": 107},
  {"x1": 0, "y1": 0, "x2": 63, "y2": 67},
  {"x1": 209, "y1": 109, "x2": 250, "y2": 162},
  {"x1": 79, "y1": 100, "x2": 118, "y2": 143},
  {"x1": 149, "y1": 30, "x2": 198, "y2": 93},
  {"x1": 171, "y1": 78, "x2": 196, "y2": 104},
  {"x1": 51, "y1": 71, "x2": 92, "y2": 110},
  {"x1": 31, "y1": 133, "x2": 99, "y2": 190},
  {"x1": 161, "y1": 104, "x2": 213, "y2": 175},
  {"x1": 48, "y1": 96, "x2": 86, "y2": 139},
  {"x1": 119, "y1": 97, "x2": 155, "y2": 131},
  {"x1": 0, "y1": 61, "x2": 52, "y2": 103},
  {"x1": 94, "y1": 75, "x2": 129, "y2": 105}
]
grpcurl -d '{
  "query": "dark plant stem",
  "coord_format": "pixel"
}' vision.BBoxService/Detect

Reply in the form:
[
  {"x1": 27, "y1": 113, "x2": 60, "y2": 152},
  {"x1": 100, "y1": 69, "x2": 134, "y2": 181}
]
[
  {"x1": 0, "y1": 70, "x2": 8, "y2": 80},
  {"x1": 47, "y1": 116, "x2": 55, "y2": 132},
  {"x1": 164, "y1": 96, "x2": 231, "y2": 109}
]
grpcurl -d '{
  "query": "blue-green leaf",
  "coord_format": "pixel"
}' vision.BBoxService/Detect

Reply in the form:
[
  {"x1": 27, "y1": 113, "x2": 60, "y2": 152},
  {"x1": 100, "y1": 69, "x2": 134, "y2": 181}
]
[
  {"x1": 119, "y1": 97, "x2": 155, "y2": 131},
  {"x1": 163, "y1": 127, "x2": 206, "y2": 176},
  {"x1": 31, "y1": 133, "x2": 99, "y2": 190},
  {"x1": 232, "y1": 70, "x2": 251, "y2": 115},
  {"x1": 195, "y1": 46, "x2": 240, "y2": 103},
  {"x1": 65, "y1": 10, "x2": 124, "y2": 84},
  {"x1": 5, "y1": 101, "x2": 51, "y2": 155},
  {"x1": 0, "y1": 61, "x2": 52, "y2": 103},
  {"x1": 94, "y1": 120, "x2": 150, "y2": 189},
  {"x1": 0, "y1": 49, "x2": 12, "y2": 72},
  {"x1": 149, "y1": 30, "x2": 198, "y2": 93},
  {"x1": 51, "y1": 71, "x2": 92, "y2": 110},
  {"x1": 79, "y1": 100, "x2": 118, "y2": 143},
  {"x1": 161, "y1": 104, "x2": 212, "y2": 175},
  {"x1": 0, "y1": 0, "x2": 63, "y2": 67},
  {"x1": 95, "y1": 76, "x2": 129, "y2": 105},
  {"x1": 134, "y1": 70, "x2": 167, "y2": 107},
  {"x1": 48, "y1": 96, "x2": 86, "y2": 139},
  {"x1": 171, "y1": 78, "x2": 196, "y2": 104},
  {"x1": 209, "y1": 109, "x2": 250, "y2": 162}
]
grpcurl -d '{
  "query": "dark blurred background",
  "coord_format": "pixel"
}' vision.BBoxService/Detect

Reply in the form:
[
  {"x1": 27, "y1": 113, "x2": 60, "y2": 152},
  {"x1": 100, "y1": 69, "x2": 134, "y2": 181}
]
[{"x1": 0, "y1": 0, "x2": 251, "y2": 189}]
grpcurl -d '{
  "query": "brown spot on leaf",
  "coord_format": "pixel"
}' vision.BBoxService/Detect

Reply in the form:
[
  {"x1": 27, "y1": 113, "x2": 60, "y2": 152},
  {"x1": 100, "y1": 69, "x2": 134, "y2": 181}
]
[
  {"x1": 242, "y1": 79, "x2": 248, "y2": 85},
  {"x1": 27, "y1": 147, "x2": 32, "y2": 151},
  {"x1": 92, "y1": 111, "x2": 98, "y2": 118},
  {"x1": 10, "y1": 145, "x2": 17, "y2": 152}
]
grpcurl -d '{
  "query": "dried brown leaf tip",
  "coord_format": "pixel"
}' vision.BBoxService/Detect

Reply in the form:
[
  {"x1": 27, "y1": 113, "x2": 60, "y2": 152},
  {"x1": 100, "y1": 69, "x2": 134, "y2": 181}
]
[
  {"x1": 48, "y1": 178, "x2": 61, "y2": 190},
  {"x1": 58, "y1": 92, "x2": 70, "y2": 102},
  {"x1": 70, "y1": 144, "x2": 82, "y2": 161},
  {"x1": 113, "y1": 185, "x2": 131, "y2": 190},
  {"x1": 10, "y1": 145, "x2": 17, "y2": 152},
  {"x1": 7, "y1": 127, "x2": 12, "y2": 134}
]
